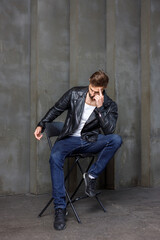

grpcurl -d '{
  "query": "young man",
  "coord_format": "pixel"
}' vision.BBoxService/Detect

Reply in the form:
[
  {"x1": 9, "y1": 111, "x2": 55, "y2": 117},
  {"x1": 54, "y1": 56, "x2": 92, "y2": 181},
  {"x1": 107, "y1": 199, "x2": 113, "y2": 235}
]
[{"x1": 34, "y1": 70, "x2": 122, "y2": 230}]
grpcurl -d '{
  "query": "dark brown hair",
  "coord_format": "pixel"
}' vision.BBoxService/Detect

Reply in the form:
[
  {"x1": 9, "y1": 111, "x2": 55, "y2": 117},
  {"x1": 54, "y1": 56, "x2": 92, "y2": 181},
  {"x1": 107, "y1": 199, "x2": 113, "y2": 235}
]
[{"x1": 89, "y1": 70, "x2": 109, "y2": 88}]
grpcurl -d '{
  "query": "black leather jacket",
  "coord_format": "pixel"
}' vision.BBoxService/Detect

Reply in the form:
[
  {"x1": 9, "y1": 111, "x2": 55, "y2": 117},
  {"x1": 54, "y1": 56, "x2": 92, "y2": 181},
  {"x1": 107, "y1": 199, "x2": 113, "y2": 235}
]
[{"x1": 37, "y1": 86, "x2": 118, "y2": 142}]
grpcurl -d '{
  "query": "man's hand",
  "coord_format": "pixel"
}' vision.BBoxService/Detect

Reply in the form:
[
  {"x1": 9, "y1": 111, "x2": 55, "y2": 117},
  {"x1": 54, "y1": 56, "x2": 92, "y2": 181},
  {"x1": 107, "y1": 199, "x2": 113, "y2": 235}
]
[
  {"x1": 34, "y1": 126, "x2": 43, "y2": 140},
  {"x1": 94, "y1": 88, "x2": 104, "y2": 108}
]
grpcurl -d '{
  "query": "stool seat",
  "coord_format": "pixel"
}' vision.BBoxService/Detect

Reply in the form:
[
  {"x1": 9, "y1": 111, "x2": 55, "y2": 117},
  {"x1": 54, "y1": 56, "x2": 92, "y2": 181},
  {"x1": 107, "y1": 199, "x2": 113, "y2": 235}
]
[{"x1": 68, "y1": 152, "x2": 96, "y2": 158}]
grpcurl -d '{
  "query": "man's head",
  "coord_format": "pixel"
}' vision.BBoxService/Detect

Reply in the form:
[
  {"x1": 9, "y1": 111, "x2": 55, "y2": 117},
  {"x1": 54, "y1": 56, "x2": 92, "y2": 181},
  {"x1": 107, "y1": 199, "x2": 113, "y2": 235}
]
[{"x1": 88, "y1": 70, "x2": 109, "y2": 100}]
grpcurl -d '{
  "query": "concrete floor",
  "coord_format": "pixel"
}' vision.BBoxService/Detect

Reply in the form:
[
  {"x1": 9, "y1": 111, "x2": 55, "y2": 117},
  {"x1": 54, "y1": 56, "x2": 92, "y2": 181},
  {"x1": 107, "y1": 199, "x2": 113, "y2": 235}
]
[{"x1": 0, "y1": 187, "x2": 160, "y2": 240}]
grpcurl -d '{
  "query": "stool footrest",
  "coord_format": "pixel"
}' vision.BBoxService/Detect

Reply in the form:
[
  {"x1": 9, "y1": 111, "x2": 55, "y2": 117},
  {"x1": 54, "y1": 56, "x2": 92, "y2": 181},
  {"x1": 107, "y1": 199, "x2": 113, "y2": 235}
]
[{"x1": 69, "y1": 191, "x2": 101, "y2": 204}]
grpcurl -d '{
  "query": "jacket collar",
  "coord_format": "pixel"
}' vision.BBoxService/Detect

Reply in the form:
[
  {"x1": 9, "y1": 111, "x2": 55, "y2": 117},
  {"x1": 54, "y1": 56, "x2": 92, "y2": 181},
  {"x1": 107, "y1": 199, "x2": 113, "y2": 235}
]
[
  {"x1": 103, "y1": 91, "x2": 112, "y2": 107},
  {"x1": 76, "y1": 86, "x2": 88, "y2": 97}
]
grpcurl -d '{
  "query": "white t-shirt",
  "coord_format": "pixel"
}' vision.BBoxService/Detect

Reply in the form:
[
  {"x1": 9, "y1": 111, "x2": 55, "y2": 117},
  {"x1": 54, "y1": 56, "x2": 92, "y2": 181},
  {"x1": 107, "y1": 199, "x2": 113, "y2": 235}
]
[{"x1": 71, "y1": 103, "x2": 96, "y2": 137}]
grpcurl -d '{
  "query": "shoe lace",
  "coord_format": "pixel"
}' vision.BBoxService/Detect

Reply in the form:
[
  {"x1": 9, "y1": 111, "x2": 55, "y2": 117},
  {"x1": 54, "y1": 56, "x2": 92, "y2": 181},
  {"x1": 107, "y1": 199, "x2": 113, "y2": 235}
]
[{"x1": 55, "y1": 208, "x2": 64, "y2": 218}]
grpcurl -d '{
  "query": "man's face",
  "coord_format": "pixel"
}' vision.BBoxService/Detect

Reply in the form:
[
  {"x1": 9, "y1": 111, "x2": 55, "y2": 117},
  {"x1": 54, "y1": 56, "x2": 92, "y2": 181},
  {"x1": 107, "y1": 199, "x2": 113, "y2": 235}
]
[{"x1": 88, "y1": 84, "x2": 104, "y2": 100}]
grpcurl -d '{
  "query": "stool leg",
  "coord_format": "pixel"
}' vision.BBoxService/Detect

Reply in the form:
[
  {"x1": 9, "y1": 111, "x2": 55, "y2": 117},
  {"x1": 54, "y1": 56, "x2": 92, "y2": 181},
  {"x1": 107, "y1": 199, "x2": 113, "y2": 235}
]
[
  {"x1": 95, "y1": 195, "x2": 106, "y2": 212},
  {"x1": 38, "y1": 197, "x2": 53, "y2": 217},
  {"x1": 66, "y1": 190, "x2": 81, "y2": 223},
  {"x1": 67, "y1": 156, "x2": 94, "y2": 203},
  {"x1": 69, "y1": 178, "x2": 84, "y2": 201}
]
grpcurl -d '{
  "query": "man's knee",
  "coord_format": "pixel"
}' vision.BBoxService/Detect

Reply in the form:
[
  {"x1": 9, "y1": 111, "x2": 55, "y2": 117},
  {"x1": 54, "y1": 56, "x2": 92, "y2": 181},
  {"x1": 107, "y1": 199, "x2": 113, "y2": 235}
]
[
  {"x1": 111, "y1": 134, "x2": 122, "y2": 148},
  {"x1": 49, "y1": 149, "x2": 64, "y2": 168}
]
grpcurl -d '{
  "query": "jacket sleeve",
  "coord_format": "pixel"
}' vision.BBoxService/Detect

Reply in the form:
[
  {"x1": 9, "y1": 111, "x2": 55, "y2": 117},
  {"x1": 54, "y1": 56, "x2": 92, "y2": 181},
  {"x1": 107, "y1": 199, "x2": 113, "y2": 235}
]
[
  {"x1": 94, "y1": 101, "x2": 118, "y2": 135},
  {"x1": 37, "y1": 88, "x2": 72, "y2": 131}
]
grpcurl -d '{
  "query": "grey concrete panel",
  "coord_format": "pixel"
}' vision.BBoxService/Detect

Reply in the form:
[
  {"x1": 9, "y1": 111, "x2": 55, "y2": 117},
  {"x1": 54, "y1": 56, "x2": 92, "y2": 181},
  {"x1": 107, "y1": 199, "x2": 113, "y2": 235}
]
[
  {"x1": 114, "y1": 0, "x2": 141, "y2": 188},
  {"x1": 70, "y1": 0, "x2": 107, "y2": 188},
  {"x1": 115, "y1": 139, "x2": 140, "y2": 188},
  {"x1": 150, "y1": 139, "x2": 160, "y2": 186},
  {"x1": 38, "y1": 0, "x2": 70, "y2": 116},
  {"x1": 30, "y1": 0, "x2": 38, "y2": 194},
  {"x1": 141, "y1": 0, "x2": 151, "y2": 187},
  {"x1": 150, "y1": 0, "x2": 160, "y2": 135},
  {"x1": 106, "y1": 0, "x2": 116, "y2": 100},
  {"x1": 36, "y1": 0, "x2": 70, "y2": 193},
  {"x1": 105, "y1": 1, "x2": 117, "y2": 189},
  {"x1": 0, "y1": 0, "x2": 30, "y2": 195},
  {"x1": 70, "y1": 0, "x2": 106, "y2": 86},
  {"x1": 150, "y1": 0, "x2": 160, "y2": 186}
]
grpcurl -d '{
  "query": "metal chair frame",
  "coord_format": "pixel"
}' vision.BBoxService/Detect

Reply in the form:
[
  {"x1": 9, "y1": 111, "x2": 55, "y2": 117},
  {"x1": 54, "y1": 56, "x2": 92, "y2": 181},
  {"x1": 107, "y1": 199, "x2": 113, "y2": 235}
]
[{"x1": 38, "y1": 122, "x2": 106, "y2": 223}]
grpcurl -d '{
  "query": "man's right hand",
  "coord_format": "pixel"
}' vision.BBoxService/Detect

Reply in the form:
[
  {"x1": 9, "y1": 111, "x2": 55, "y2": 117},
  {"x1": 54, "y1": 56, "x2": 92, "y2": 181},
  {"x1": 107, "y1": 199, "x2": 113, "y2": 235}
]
[{"x1": 34, "y1": 126, "x2": 43, "y2": 140}]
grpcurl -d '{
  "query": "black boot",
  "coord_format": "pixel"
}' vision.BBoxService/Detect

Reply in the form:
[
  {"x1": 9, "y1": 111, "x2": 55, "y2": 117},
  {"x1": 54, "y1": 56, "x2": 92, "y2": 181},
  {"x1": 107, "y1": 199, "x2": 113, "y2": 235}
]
[
  {"x1": 83, "y1": 173, "x2": 96, "y2": 197},
  {"x1": 54, "y1": 208, "x2": 66, "y2": 230}
]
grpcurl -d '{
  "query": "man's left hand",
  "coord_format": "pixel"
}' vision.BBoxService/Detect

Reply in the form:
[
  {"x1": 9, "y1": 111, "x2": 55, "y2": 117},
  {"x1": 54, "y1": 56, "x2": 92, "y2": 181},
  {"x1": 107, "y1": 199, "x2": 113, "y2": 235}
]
[{"x1": 94, "y1": 88, "x2": 104, "y2": 108}]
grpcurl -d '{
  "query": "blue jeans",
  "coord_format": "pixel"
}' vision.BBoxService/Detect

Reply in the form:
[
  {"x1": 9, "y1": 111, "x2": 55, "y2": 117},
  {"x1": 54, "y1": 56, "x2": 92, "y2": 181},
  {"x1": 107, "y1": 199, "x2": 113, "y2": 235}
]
[{"x1": 49, "y1": 134, "x2": 122, "y2": 209}]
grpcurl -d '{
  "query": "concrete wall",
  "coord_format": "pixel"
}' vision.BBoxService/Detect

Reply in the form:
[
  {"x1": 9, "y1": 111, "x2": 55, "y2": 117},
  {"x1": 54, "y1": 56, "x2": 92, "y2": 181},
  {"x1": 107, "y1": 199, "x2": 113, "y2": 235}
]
[
  {"x1": 70, "y1": 0, "x2": 106, "y2": 86},
  {"x1": 150, "y1": 0, "x2": 160, "y2": 186},
  {"x1": 30, "y1": 0, "x2": 70, "y2": 194},
  {"x1": 141, "y1": 0, "x2": 160, "y2": 187},
  {"x1": 0, "y1": 0, "x2": 30, "y2": 195},
  {"x1": 30, "y1": 0, "x2": 107, "y2": 194},
  {"x1": 0, "y1": 0, "x2": 160, "y2": 195},
  {"x1": 114, "y1": 0, "x2": 141, "y2": 188}
]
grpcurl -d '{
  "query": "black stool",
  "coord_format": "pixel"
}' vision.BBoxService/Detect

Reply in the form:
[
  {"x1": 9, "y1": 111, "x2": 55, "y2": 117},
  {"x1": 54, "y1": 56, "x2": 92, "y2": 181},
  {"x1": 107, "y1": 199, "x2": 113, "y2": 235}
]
[{"x1": 38, "y1": 122, "x2": 106, "y2": 223}]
